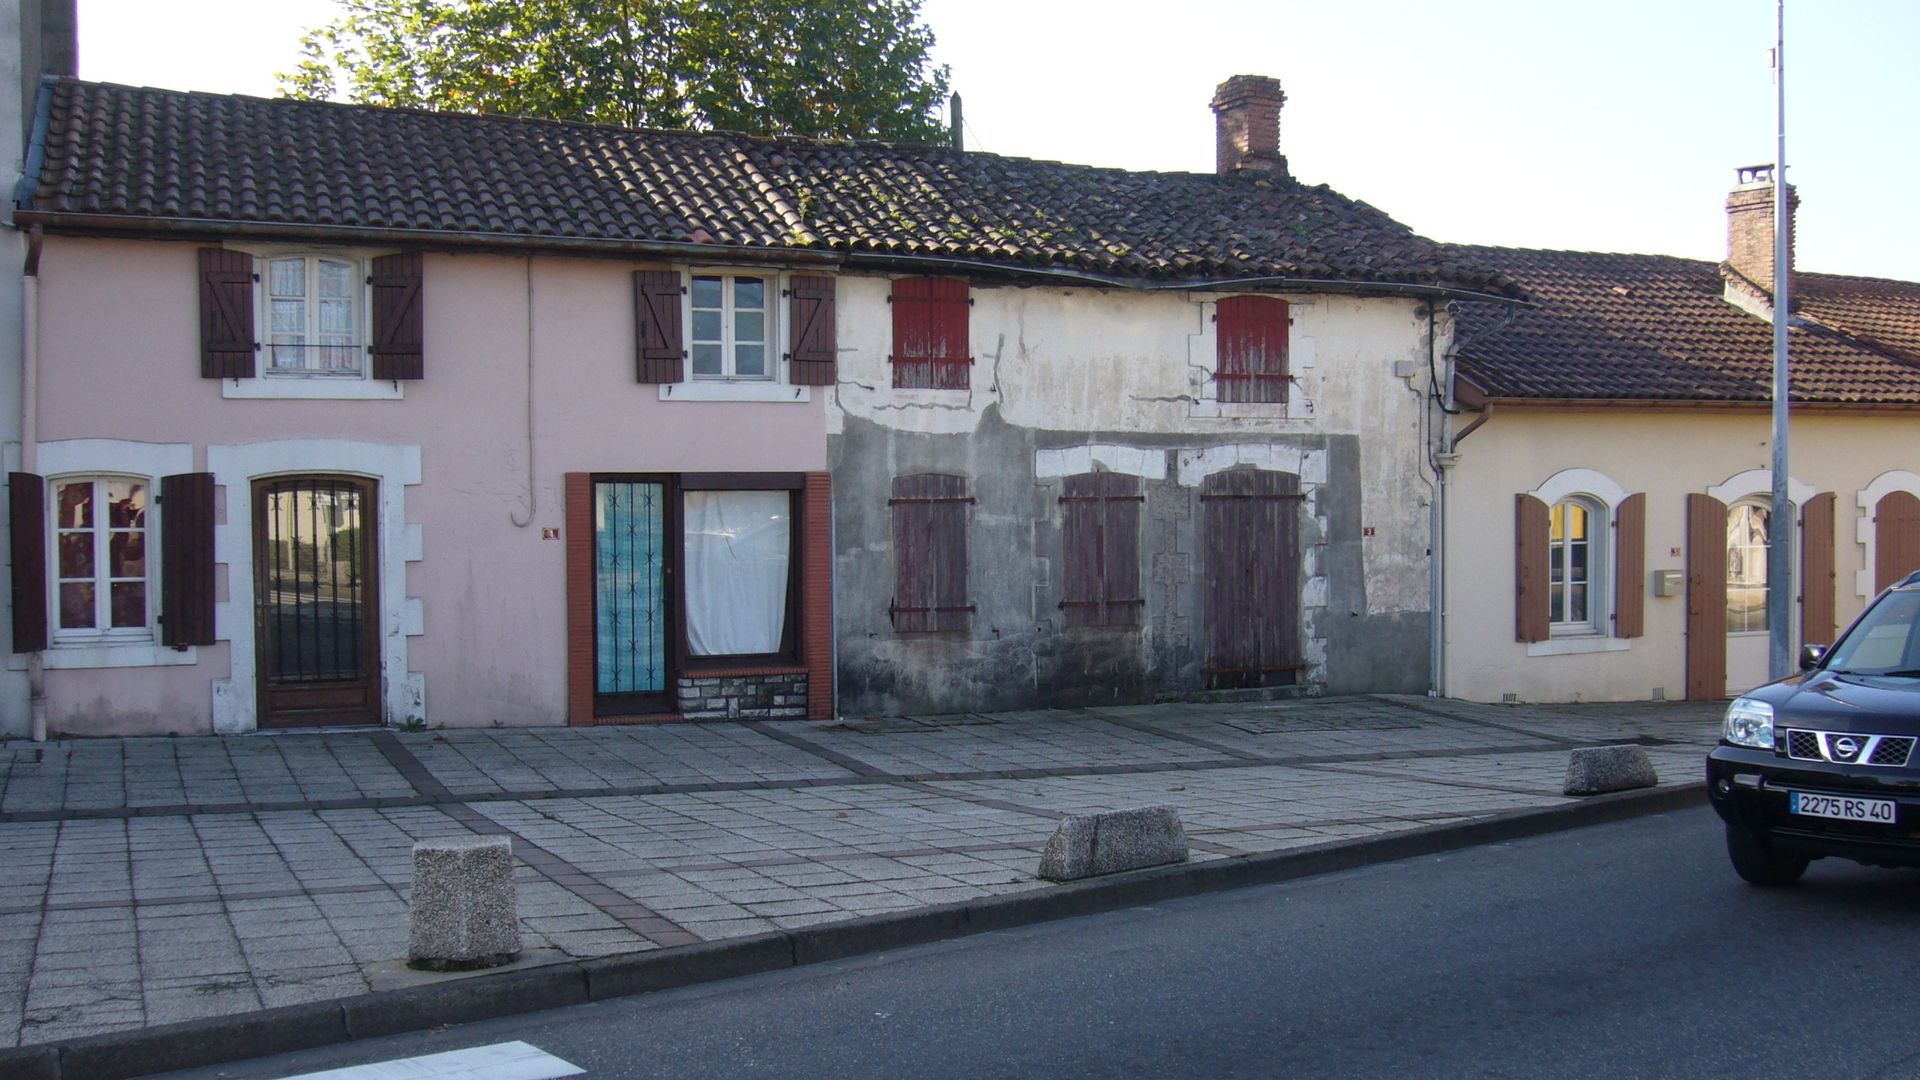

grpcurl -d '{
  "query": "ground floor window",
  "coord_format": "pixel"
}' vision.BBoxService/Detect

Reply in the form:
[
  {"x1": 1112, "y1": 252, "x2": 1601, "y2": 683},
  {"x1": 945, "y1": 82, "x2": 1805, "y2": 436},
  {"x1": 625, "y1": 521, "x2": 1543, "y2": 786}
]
[
  {"x1": 1727, "y1": 501, "x2": 1770, "y2": 633},
  {"x1": 53, "y1": 476, "x2": 150, "y2": 638},
  {"x1": 1548, "y1": 498, "x2": 1597, "y2": 633},
  {"x1": 684, "y1": 490, "x2": 792, "y2": 656}
]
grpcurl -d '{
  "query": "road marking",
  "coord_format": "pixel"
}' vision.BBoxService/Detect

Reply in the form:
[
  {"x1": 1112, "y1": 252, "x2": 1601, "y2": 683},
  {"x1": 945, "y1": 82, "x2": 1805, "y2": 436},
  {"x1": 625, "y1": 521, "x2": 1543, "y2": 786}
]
[{"x1": 276, "y1": 1040, "x2": 584, "y2": 1080}]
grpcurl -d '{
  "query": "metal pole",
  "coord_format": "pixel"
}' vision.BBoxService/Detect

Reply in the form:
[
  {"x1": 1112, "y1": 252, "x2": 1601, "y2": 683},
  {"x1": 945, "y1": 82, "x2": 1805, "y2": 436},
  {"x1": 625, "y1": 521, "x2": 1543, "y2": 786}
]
[{"x1": 1767, "y1": 0, "x2": 1793, "y2": 680}]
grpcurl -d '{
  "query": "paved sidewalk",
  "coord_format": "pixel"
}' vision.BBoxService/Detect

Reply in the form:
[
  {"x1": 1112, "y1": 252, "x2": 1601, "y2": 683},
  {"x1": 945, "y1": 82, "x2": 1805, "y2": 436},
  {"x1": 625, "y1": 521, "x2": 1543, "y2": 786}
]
[{"x1": 0, "y1": 695, "x2": 1722, "y2": 1050}]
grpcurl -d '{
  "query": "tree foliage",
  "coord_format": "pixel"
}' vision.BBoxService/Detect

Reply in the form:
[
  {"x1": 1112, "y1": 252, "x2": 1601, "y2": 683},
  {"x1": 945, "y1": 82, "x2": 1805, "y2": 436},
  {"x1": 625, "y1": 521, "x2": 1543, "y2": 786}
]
[{"x1": 281, "y1": 0, "x2": 952, "y2": 142}]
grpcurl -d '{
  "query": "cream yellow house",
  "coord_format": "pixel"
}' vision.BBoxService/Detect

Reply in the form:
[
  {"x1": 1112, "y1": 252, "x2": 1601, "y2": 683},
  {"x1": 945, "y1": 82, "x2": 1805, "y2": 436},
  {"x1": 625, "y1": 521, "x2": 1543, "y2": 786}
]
[{"x1": 1441, "y1": 169, "x2": 1920, "y2": 703}]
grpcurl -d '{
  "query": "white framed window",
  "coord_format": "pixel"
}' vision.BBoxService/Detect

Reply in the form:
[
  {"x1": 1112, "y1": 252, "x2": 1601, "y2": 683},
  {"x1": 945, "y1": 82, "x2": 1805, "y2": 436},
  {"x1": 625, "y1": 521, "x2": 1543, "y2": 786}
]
[
  {"x1": 51, "y1": 476, "x2": 152, "y2": 642},
  {"x1": 1728, "y1": 500, "x2": 1771, "y2": 634},
  {"x1": 1548, "y1": 498, "x2": 1602, "y2": 634},
  {"x1": 264, "y1": 254, "x2": 365, "y2": 377},
  {"x1": 689, "y1": 273, "x2": 773, "y2": 381}
]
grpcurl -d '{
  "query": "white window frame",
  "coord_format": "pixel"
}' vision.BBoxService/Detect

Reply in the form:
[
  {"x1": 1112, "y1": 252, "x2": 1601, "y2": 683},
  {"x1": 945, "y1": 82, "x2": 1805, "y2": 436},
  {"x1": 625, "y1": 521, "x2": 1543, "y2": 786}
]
[
  {"x1": 659, "y1": 268, "x2": 810, "y2": 403},
  {"x1": 687, "y1": 269, "x2": 776, "y2": 382},
  {"x1": 1726, "y1": 498, "x2": 1777, "y2": 636},
  {"x1": 1547, "y1": 497, "x2": 1603, "y2": 636},
  {"x1": 224, "y1": 246, "x2": 402, "y2": 401},
  {"x1": 1526, "y1": 468, "x2": 1632, "y2": 656},
  {"x1": 49, "y1": 475, "x2": 154, "y2": 645}
]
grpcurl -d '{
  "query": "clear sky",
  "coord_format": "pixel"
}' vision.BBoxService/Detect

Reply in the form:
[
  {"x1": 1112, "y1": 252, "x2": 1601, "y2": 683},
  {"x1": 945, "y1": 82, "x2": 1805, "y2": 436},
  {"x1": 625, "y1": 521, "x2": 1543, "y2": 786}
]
[{"x1": 73, "y1": 0, "x2": 1920, "y2": 281}]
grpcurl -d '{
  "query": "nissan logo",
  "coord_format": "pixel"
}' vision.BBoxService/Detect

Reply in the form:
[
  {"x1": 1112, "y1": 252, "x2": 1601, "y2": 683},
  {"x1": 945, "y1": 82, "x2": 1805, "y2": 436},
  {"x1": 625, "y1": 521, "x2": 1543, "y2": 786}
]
[{"x1": 1834, "y1": 736, "x2": 1861, "y2": 760}]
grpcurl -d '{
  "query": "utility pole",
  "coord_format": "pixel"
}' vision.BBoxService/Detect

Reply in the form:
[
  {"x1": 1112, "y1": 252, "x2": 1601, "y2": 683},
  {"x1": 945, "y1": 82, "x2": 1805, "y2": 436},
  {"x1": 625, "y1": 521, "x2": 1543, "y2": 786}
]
[{"x1": 1767, "y1": 0, "x2": 1793, "y2": 680}]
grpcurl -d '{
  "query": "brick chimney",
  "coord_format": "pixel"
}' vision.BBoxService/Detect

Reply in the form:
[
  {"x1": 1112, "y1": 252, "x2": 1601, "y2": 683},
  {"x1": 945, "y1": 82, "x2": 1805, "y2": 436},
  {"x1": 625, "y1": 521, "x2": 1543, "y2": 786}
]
[
  {"x1": 1211, "y1": 75, "x2": 1287, "y2": 176},
  {"x1": 1725, "y1": 164, "x2": 1798, "y2": 294}
]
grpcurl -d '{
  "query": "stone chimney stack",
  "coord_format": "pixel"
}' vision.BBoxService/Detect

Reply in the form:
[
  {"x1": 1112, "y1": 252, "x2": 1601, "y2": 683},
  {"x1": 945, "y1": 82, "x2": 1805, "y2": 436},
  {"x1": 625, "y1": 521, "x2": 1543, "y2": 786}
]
[
  {"x1": 1211, "y1": 75, "x2": 1287, "y2": 176},
  {"x1": 1725, "y1": 164, "x2": 1798, "y2": 292}
]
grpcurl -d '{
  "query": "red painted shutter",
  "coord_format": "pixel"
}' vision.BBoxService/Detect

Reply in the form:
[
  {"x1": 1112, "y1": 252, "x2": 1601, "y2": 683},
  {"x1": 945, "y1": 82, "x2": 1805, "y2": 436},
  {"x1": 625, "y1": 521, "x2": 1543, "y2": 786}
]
[
  {"x1": 891, "y1": 277, "x2": 970, "y2": 389},
  {"x1": 1514, "y1": 493, "x2": 1550, "y2": 643},
  {"x1": 1801, "y1": 491, "x2": 1836, "y2": 645},
  {"x1": 1216, "y1": 296, "x2": 1289, "y2": 404},
  {"x1": 1875, "y1": 490, "x2": 1920, "y2": 592},
  {"x1": 890, "y1": 474, "x2": 973, "y2": 631},
  {"x1": 1060, "y1": 472, "x2": 1144, "y2": 629},
  {"x1": 633, "y1": 270, "x2": 685, "y2": 383},
  {"x1": 159, "y1": 472, "x2": 216, "y2": 647},
  {"x1": 369, "y1": 252, "x2": 425, "y2": 380},
  {"x1": 1613, "y1": 492, "x2": 1645, "y2": 639},
  {"x1": 1686, "y1": 492, "x2": 1729, "y2": 700},
  {"x1": 199, "y1": 248, "x2": 255, "y2": 379},
  {"x1": 1200, "y1": 469, "x2": 1303, "y2": 682},
  {"x1": 787, "y1": 275, "x2": 837, "y2": 386},
  {"x1": 9, "y1": 473, "x2": 46, "y2": 652}
]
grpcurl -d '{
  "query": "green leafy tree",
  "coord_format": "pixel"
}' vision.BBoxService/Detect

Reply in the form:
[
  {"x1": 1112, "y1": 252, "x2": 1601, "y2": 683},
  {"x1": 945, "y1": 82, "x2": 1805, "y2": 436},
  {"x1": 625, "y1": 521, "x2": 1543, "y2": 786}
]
[{"x1": 281, "y1": 0, "x2": 951, "y2": 142}]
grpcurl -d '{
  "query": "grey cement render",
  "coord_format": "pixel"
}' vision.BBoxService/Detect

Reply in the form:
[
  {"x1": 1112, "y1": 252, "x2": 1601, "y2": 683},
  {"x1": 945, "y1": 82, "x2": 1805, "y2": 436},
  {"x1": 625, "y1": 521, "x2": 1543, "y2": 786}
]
[
  {"x1": 407, "y1": 836, "x2": 520, "y2": 970},
  {"x1": 1562, "y1": 745, "x2": 1660, "y2": 796},
  {"x1": 830, "y1": 408, "x2": 1424, "y2": 716},
  {"x1": 1037, "y1": 806, "x2": 1189, "y2": 881}
]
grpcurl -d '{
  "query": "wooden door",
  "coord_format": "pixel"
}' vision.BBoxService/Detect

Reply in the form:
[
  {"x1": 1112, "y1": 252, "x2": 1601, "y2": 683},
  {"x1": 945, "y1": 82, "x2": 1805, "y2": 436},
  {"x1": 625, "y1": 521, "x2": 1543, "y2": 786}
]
[
  {"x1": 1201, "y1": 469, "x2": 1302, "y2": 689},
  {"x1": 255, "y1": 476, "x2": 379, "y2": 727}
]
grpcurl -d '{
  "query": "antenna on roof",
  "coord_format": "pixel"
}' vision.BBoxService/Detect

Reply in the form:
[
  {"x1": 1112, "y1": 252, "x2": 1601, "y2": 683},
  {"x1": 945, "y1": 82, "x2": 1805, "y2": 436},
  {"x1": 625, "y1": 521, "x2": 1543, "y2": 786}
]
[{"x1": 949, "y1": 92, "x2": 964, "y2": 152}]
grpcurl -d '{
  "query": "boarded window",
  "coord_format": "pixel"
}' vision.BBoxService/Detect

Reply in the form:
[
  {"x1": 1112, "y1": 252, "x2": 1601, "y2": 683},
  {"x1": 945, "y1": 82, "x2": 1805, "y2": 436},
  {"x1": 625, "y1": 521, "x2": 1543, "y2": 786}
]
[
  {"x1": 1215, "y1": 296, "x2": 1289, "y2": 404},
  {"x1": 890, "y1": 474, "x2": 972, "y2": 632},
  {"x1": 891, "y1": 277, "x2": 970, "y2": 389},
  {"x1": 1060, "y1": 472, "x2": 1144, "y2": 629}
]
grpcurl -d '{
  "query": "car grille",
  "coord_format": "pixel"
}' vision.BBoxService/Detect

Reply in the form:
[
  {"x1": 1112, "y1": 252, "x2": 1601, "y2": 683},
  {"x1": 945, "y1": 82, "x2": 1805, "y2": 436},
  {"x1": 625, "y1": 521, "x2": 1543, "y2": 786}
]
[{"x1": 1783, "y1": 728, "x2": 1915, "y2": 768}]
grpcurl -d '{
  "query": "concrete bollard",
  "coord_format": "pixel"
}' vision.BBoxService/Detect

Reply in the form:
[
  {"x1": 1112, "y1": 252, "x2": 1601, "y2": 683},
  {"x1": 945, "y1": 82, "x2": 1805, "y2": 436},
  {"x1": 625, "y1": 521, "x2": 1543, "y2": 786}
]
[
  {"x1": 1038, "y1": 806, "x2": 1189, "y2": 882},
  {"x1": 408, "y1": 835, "x2": 521, "y2": 971},
  {"x1": 1563, "y1": 745, "x2": 1659, "y2": 796}
]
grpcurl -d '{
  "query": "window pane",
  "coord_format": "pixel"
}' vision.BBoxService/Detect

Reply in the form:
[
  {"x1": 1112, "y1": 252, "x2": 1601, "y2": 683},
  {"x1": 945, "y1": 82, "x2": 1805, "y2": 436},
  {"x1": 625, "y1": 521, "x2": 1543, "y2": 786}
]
[
  {"x1": 1566, "y1": 503, "x2": 1587, "y2": 540},
  {"x1": 1550, "y1": 541, "x2": 1565, "y2": 585},
  {"x1": 692, "y1": 309, "x2": 723, "y2": 343},
  {"x1": 691, "y1": 276, "x2": 723, "y2": 309},
  {"x1": 59, "y1": 583, "x2": 95, "y2": 629},
  {"x1": 272, "y1": 298, "x2": 306, "y2": 335},
  {"x1": 1550, "y1": 583, "x2": 1564, "y2": 622},
  {"x1": 691, "y1": 343, "x2": 723, "y2": 376},
  {"x1": 107, "y1": 481, "x2": 146, "y2": 528},
  {"x1": 110, "y1": 582, "x2": 146, "y2": 629},
  {"x1": 58, "y1": 532, "x2": 93, "y2": 578},
  {"x1": 271, "y1": 343, "x2": 308, "y2": 371},
  {"x1": 1569, "y1": 584, "x2": 1588, "y2": 623},
  {"x1": 270, "y1": 258, "x2": 306, "y2": 298},
  {"x1": 734, "y1": 278, "x2": 764, "y2": 310},
  {"x1": 319, "y1": 297, "x2": 353, "y2": 335},
  {"x1": 57, "y1": 482, "x2": 92, "y2": 529},
  {"x1": 735, "y1": 311, "x2": 764, "y2": 344},
  {"x1": 683, "y1": 491, "x2": 790, "y2": 656},
  {"x1": 735, "y1": 344, "x2": 765, "y2": 376},
  {"x1": 318, "y1": 260, "x2": 355, "y2": 299},
  {"x1": 1569, "y1": 539, "x2": 1587, "y2": 583},
  {"x1": 110, "y1": 532, "x2": 145, "y2": 578}
]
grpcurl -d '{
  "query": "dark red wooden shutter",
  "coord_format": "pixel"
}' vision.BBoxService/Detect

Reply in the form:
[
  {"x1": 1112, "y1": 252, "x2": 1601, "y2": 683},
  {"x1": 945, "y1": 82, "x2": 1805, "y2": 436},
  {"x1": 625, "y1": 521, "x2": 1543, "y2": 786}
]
[
  {"x1": 1215, "y1": 296, "x2": 1289, "y2": 404},
  {"x1": 890, "y1": 473, "x2": 973, "y2": 632},
  {"x1": 1200, "y1": 469, "x2": 1303, "y2": 684},
  {"x1": 1801, "y1": 491, "x2": 1836, "y2": 646},
  {"x1": 1686, "y1": 492, "x2": 1728, "y2": 701},
  {"x1": 788, "y1": 275, "x2": 837, "y2": 386},
  {"x1": 1875, "y1": 490, "x2": 1920, "y2": 592},
  {"x1": 891, "y1": 277, "x2": 970, "y2": 390},
  {"x1": 1514, "y1": 493, "x2": 1550, "y2": 643},
  {"x1": 9, "y1": 473, "x2": 46, "y2": 652},
  {"x1": 1060, "y1": 472, "x2": 1144, "y2": 629},
  {"x1": 159, "y1": 473, "x2": 216, "y2": 647},
  {"x1": 199, "y1": 248, "x2": 256, "y2": 379},
  {"x1": 369, "y1": 252, "x2": 425, "y2": 380},
  {"x1": 1613, "y1": 492, "x2": 1645, "y2": 639},
  {"x1": 634, "y1": 270, "x2": 685, "y2": 383}
]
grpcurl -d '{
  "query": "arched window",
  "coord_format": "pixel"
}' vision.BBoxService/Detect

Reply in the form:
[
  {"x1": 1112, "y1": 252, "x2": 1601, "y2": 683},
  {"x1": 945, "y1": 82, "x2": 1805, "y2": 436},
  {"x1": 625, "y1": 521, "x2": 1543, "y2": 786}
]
[
  {"x1": 1727, "y1": 501, "x2": 1771, "y2": 633},
  {"x1": 1549, "y1": 498, "x2": 1601, "y2": 632}
]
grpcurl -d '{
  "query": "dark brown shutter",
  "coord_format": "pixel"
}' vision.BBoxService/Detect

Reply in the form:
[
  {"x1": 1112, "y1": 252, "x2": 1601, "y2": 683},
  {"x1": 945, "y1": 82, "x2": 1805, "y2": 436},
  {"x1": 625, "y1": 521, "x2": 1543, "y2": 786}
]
[
  {"x1": 1613, "y1": 492, "x2": 1646, "y2": 639},
  {"x1": 159, "y1": 473, "x2": 216, "y2": 647},
  {"x1": 787, "y1": 275, "x2": 837, "y2": 386},
  {"x1": 890, "y1": 473, "x2": 973, "y2": 632},
  {"x1": 1875, "y1": 490, "x2": 1920, "y2": 592},
  {"x1": 1686, "y1": 492, "x2": 1728, "y2": 700},
  {"x1": 1514, "y1": 493, "x2": 1550, "y2": 643},
  {"x1": 199, "y1": 248, "x2": 255, "y2": 379},
  {"x1": 1215, "y1": 296, "x2": 1290, "y2": 404},
  {"x1": 369, "y1": 252, "x2": 425, "y2": 380},
  {"x1": 633, "y1": 270, "x2": 685, "y2": 383},
  {"x1": 1801, "y1": 491, "x2": 1836, "y2": 646},
  {"x1": 891, "y1": 277, "x2": 971, "y2": 390},
  {"x1": 1060, "y1": 472, "x2": 1145, "y2": 629},
  {"x1": 9, "y1": 473, "x2": 46, "y2": 652},
  {"x1": 1200, "y1": 469, "x2": 1303, "y2": 681}
]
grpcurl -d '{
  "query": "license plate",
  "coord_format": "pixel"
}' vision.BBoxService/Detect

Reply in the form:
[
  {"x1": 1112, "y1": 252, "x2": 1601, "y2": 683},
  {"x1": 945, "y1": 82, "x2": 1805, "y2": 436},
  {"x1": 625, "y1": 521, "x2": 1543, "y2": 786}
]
[{"x1": 1787, "y1": 791, "x2": 1897, "y2": 824}]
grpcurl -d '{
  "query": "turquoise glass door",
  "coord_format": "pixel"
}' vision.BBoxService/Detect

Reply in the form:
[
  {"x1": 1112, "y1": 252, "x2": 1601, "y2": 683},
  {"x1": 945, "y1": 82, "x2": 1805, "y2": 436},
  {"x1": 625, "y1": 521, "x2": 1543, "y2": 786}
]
[{"x1": 594, "y1": 479, "x2": 671, "y2": 711}]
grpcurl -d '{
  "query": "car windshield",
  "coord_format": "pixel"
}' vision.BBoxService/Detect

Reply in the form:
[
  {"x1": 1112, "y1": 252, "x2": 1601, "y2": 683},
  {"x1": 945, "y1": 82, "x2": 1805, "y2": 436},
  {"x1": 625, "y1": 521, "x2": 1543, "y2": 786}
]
[{"x1": 1823, "y1": 589, "x2": 1920, "y2": 676}]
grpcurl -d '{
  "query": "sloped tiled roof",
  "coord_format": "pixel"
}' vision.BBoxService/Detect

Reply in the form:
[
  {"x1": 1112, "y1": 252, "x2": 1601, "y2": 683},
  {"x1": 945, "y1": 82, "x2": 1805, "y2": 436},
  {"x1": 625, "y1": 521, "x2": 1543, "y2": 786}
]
[
  {"x1": 1450, "y1": 245, "x2": 1920, "y2": 405},
  {"x1": 16, "y1": 78, "x2": 1519, "y2": 296}
]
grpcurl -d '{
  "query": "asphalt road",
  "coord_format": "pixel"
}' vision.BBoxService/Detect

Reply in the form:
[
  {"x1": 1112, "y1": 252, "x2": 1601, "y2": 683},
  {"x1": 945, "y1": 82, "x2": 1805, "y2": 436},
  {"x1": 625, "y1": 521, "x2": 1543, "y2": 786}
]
[{"x1": 164, "y1": 807, "x2": 1920, "y2": 1080}]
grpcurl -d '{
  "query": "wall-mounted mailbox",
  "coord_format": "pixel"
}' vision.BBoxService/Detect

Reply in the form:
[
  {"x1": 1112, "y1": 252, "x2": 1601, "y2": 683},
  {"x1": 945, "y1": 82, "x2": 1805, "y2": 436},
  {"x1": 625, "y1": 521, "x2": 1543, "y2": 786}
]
[{"x1": 1654, "y1": 569, "x2": 1684, "y2": 597}]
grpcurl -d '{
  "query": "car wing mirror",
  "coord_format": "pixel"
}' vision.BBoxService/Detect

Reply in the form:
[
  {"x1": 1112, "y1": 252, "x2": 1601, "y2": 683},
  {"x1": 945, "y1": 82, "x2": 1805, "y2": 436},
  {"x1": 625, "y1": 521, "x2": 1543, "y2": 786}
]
[{"x1": 1799, "y1": 644, "x2": 1828, "y2": 672}]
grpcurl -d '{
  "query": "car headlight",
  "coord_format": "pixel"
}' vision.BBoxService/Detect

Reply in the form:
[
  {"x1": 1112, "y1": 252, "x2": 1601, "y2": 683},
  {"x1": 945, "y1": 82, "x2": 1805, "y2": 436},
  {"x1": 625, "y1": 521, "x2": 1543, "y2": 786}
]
[{"x1": 1724, "y1": 697, "x2": 1775, "y2": 749}]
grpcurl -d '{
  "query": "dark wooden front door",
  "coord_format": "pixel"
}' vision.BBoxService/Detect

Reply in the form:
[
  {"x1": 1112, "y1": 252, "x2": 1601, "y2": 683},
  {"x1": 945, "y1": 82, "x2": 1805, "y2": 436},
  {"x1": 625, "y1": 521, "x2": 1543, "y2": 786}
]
[
  {"x1": 1201, "y1": 468, "x2": 1302, "y2": 689},
  {"x1": 254, "y1": 476, "x2": 379, "y2": 727}
]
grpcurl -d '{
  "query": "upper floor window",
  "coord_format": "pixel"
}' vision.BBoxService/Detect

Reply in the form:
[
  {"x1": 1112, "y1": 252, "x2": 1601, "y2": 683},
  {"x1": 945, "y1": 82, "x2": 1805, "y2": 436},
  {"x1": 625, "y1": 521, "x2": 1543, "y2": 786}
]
[
  {"x1": 53, "y1": 476, "x2": 150, "y2": 639},
  {"x1": 1215, "y1": 295, "x2": 1290, "y2": 404},
  {"x1": 891, "y1": 277, "x2": 971, "y2": 390},
  {"x1": 690, "y1": 274, "x2": 771, "y2": 380},
  {"x1": 266, "y1": 255, "x2": 364, "y2": 377}
]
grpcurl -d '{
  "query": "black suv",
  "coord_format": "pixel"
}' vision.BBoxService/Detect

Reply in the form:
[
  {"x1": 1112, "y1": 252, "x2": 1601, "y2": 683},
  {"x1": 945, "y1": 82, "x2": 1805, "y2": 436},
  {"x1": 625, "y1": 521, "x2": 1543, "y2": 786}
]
[{"x1": 1708, "y1": 570, "x2": 1920, "y2": 885}]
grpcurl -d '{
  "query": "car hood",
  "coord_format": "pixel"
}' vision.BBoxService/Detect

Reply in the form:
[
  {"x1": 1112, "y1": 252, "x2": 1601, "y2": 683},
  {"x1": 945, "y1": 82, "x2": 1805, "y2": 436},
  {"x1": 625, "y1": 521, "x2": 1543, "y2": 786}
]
[{"x1": 1752, "y1": 670, "x2": 1920, "y2": 732}]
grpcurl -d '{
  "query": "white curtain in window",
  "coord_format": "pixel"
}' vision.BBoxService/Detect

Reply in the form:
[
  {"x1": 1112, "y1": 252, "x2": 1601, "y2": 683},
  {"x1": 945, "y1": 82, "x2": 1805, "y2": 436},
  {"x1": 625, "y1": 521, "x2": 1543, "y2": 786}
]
[{"x1": 684, "y1": 490, "x2": 791, "y2": 656}]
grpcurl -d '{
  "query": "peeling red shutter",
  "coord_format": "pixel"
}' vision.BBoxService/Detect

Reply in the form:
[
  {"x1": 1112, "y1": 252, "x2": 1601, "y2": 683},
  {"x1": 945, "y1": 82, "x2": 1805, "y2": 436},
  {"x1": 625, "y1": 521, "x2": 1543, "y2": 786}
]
[
  {"x1": 633, "y1": 270, "x2": 685, "y2": 383},
  {"x1": 890, "y1": 473, "x2": 972, "y2": 632},
  {"x1": 1060, "y1": 472, "x2": 1144, "y2": 629},
  {"x1": 1875, "y1": 490, "x2": 1920, "y2": 592},
  {"x1": 199, "y1": 248, "x2": 256, "y2": 379},
  {"x1": 787, "y1": 275, "x2": 837, "y2": 386},
  {"x1": 1514, "y1": 493, "x2": 1550, "y2": 643},
  {"x1": 160, "y1": 473, "x2": 216, "y2": 647},
  {"x1": 1200, "y1": 469, "x2": 1302, "y2": 684},
  {"x1": 1216, "y1": 296, "x2": 1289, "y2": 404},
  {"x1": 9, "y1": 473, "x2": 46, "y2": 652},
  {"x1": 369, "y1": 252, "x2": 425, "y2": 380},
  {"x1": 1686, "y1": 492, "x2": 1729, "y2": 700},
  {"x1": 1801, "y1": 491, "x2": 1836, "y2": 645},
  {"x1": 1613, "y1": 492, "x2": 1645, "y2": 639},
  {"x1": 891, "y1": 277, "x2": 970, "y2": 389}
]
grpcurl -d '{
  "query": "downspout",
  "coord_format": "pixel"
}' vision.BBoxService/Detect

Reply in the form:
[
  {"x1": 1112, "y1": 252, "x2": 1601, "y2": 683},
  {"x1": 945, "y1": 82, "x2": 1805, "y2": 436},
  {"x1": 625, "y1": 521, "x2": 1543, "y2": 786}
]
[
  {"x1": 1425, "y1": 305, "x2": 1446, "y2": 698},
  {"x1": 21, "y1": 226, "x2": 44, "y2": 742}
]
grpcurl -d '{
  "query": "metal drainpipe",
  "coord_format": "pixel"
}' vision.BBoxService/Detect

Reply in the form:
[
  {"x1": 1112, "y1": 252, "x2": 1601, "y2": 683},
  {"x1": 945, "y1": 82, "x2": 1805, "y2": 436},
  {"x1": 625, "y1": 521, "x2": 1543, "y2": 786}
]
[{"x1": 21, "y1": 233, "x2": 45, "y2": 742}]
